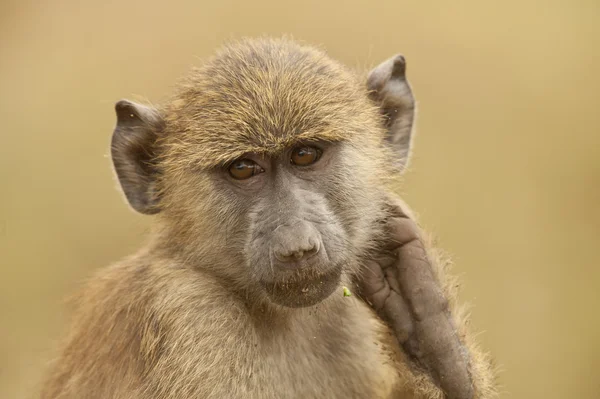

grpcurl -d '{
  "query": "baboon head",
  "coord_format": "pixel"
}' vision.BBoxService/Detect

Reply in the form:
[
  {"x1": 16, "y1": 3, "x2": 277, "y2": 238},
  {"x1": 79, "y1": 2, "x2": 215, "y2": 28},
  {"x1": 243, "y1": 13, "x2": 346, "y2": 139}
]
[{"x1": 111, "y1": 38, "x2": 415, "y2": 308}]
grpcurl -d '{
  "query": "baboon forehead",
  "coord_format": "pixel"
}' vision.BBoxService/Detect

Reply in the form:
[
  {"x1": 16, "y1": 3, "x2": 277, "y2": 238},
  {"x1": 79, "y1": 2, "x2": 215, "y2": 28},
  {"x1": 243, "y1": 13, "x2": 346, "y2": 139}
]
[{"x1": 161, "y1": 38, "x2": 378, "y2": 169}]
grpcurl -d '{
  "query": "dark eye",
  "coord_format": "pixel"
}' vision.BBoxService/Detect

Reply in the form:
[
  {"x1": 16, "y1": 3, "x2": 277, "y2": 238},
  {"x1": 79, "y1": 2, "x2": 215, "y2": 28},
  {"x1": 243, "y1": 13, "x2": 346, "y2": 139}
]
[
  {"x1": 229, "y1": 159, "x2": 263, "y2": 180},
  {"x1": 291, "y1": 146, "x2": 321, "y2": 166}
]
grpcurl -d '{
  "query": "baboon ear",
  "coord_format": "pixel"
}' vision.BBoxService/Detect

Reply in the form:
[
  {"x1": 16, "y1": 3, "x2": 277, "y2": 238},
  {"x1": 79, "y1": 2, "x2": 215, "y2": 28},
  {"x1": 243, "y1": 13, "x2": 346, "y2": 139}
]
[
  {"x1": 367, "y1": 55, "x2": 416, "y2": 171},
  {"x1": 111, "y1": 99, "x2": 164, "y2": 215}
]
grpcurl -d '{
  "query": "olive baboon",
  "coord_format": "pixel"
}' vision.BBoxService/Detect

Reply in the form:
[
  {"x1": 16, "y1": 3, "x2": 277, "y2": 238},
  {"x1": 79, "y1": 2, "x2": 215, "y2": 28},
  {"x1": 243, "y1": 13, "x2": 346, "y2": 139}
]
[{"x1": 41, "y1": 38, "x2": 496, "y2": 398}]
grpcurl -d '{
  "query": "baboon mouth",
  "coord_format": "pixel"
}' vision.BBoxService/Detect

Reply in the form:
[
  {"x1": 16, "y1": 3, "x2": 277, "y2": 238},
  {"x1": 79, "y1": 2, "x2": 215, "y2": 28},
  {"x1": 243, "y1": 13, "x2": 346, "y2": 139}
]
[{"x1": 261, "y1": 264, "x2": 343, "y2": 308}]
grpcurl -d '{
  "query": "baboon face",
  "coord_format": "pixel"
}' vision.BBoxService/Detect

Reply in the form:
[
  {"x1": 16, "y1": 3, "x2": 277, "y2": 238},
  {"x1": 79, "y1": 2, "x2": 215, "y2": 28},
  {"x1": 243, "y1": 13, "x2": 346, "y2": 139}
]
[
  {"x1": 111, "y1": 38, "x2": 415, "y2": 308},
  {"x1": 162, "y1": 115, "x2": 388, "y2": 308},
  {"x1": 227, "y1": 142, "x2": 371, "y2": 308}
]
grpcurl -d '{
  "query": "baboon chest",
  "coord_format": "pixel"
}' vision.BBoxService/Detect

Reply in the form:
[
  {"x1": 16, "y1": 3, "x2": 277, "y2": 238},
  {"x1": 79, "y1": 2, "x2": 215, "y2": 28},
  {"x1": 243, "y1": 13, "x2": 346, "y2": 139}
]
[{"x1": 228, "y1": 303, "x2": 399, "y2": 398}]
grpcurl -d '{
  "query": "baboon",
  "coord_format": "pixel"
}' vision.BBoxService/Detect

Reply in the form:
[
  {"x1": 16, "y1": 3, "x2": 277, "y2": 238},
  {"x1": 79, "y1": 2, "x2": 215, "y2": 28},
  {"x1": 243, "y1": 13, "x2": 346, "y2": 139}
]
[{"x1": 41, "y1": 38, "x2": 496, "y2": 398}]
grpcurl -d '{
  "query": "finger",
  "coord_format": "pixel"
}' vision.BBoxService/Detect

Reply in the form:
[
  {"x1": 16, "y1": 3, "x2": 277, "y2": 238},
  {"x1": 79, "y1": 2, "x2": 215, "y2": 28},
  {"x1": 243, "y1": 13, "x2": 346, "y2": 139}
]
[
  {"x1": 382, "y1": 216, "x2": 420, "y2": 252},
  {"x1": 381, "y1": 287, "x2": 414, "y2": 344},
  {"x1": 359, "y1": 260, "x2": 414, "y2": 343},
  {"x1": 360, "y1": 260, "x2": 389, "y2": 308}
]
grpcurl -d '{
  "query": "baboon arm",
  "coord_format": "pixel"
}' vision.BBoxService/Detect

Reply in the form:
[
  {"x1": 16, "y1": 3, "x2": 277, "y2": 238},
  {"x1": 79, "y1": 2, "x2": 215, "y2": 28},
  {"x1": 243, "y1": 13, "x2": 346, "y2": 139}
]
[{"x1": 359, "y1": 197, "x2": 496, "y2": 399}]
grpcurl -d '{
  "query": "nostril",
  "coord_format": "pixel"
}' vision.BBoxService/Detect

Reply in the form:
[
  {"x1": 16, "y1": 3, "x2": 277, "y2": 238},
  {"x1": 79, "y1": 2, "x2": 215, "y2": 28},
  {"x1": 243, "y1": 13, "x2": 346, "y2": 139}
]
[
  {"x1": 274, "y1": 250, "x2": 304, "y2": 263},
  {"x1": 273, "y1": 243, "x2": 320, "y2": 264},
  {"x1": 308, "y1": 239, "x2": 320, "y2": 257},
  {"x1": 303, "y1": 247, "x2": 317, "y2": 259},
  {"x1": 270, "y1": 223, "x2": 323, "y2": 266}
]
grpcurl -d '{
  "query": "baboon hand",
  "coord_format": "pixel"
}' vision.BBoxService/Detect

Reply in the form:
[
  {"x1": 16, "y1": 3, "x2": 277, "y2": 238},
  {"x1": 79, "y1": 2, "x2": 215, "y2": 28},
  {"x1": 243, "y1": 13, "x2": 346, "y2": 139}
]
[{"x1": 358, "y1": 196, "x2": 474, "y2": 399}]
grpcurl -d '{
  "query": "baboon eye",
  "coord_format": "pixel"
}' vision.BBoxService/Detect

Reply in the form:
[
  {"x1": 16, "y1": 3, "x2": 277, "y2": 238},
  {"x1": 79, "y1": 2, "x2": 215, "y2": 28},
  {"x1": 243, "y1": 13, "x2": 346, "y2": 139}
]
[
  {"x1": 291, "y1": 146, "x2": 322, "y2": 166},
  {"x1": 229, "y1": 159, "x2": 263, "y2": 180}
]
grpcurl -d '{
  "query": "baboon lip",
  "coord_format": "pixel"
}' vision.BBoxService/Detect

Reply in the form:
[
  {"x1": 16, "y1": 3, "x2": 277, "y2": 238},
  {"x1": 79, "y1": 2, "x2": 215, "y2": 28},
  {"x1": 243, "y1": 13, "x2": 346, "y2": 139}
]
[{"x1": 260, "y1": 264, "x2": 343, "y2": 308}]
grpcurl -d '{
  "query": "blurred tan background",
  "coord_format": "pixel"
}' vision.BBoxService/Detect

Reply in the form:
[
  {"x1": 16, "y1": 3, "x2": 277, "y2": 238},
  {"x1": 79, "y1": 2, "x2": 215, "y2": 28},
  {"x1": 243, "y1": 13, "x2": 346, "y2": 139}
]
[{"x1": 1, "y1": 0, "x2": 599, "y2": 398}]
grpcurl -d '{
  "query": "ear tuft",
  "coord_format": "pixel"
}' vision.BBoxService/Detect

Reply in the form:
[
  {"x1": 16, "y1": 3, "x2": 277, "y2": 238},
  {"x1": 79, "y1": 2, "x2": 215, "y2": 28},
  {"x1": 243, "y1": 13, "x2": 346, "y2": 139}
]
[
  {"x1": 367, "y1": 54, "x2": 416, "y2": 172},
  {"x1": 111, "y1": 100, "x2": 164, "y2": 215},
  {"x1": 115, "y1": 100, "x2": 143, "y2": 126},
  {"x1": 390, "y1": 55, "x2": 406, "y2": 80}
]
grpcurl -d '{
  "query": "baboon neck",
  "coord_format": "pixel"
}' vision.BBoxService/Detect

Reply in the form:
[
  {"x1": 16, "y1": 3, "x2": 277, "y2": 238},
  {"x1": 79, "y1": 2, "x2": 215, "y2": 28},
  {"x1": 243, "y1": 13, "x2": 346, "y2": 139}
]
[{"x1": 247, "y1": 289, "x2": 351, "y2": 331}]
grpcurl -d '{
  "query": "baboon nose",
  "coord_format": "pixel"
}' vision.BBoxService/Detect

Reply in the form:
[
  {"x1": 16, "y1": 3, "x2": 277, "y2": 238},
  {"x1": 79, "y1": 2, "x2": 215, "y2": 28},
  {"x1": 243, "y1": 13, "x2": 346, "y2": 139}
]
[
  {"x1": 271, "y1": 223, "x2": 321, "y2": 268},
  {"x1": 274, "y1": 241, "x2": 320, "y2": 263}
]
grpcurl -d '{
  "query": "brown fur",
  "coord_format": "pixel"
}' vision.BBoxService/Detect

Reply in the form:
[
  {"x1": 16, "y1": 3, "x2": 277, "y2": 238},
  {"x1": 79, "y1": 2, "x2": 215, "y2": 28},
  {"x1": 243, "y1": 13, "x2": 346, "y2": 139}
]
[
  {"x1": 161, "y1": 38, "x2": 379, "y2": 169},
  {"x1": 41, "y1": 37, "x2": 496, "y2": 398}
]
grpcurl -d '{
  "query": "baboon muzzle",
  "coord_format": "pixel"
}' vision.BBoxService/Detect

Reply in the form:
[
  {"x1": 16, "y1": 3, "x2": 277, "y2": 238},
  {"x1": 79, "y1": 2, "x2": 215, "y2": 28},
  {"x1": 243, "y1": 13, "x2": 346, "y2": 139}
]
[{"x1": 270, "y1": 220, "x2": 323, "y2": 270}]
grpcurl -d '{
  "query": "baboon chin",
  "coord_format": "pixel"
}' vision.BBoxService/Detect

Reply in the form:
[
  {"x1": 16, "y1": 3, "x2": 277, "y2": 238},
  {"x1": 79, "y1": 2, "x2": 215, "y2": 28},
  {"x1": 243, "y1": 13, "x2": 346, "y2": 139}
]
[
  {"x1": 41, "y1": 37, "x2": 496, "y2": 399},
  {"x1": 260, "y1": 263, "x2": 343, "y2": 308}
]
